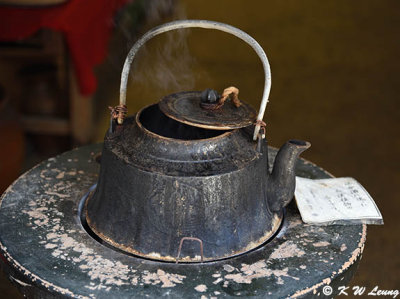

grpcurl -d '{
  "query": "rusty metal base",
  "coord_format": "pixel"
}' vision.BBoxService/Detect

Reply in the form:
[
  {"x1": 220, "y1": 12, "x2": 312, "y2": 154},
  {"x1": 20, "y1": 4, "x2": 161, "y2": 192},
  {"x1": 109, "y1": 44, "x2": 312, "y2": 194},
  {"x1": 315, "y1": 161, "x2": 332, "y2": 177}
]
[{"x1": 0, "y1": 144, "x2": 366, "y2": 298}]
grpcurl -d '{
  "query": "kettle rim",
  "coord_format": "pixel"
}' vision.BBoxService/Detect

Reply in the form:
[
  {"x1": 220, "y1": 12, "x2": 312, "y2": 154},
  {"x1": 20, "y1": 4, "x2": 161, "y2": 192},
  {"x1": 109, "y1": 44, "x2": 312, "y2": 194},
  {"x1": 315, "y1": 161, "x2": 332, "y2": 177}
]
[{"x1": 135, "y1": 103, "x2": 238, "y2": 143}]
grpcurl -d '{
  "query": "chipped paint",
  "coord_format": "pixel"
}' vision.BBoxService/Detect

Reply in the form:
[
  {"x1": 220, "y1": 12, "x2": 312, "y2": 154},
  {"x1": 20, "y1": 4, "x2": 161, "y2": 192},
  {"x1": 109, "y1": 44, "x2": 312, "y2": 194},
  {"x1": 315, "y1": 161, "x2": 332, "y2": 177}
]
[
  {"x1": 287, "y1": 218, "x2": 302, "y2": 229},
  {"x1": 313, "y1": 241, "x2": 330, "y2": 247},
  {"x1": 270, "y1": 241, "x2": 305, "y2": 259},
  {"x1": 23, "y1": 195, "x2": 186, "y2": 290},
  {"x1": 195, "y1": 284, "x2": 207, "y2": 292},
  {"x1": 222, "y1": 260, "x2": 299, "y2": 285},
  {"x1": 142, "y1": 269, "x2": 185, "y2": 288},
  {"x1": 44, "y1": 191, "x2": 69, "y2": 199},
  {"x1": 20, "y1": 187, "x2": 136, "y2": 291},
  {"x1": 337, "y1": 224, "x2": 367, "y2": 275},
  {"x1": 213, "y1": 278, "x2": 223, "y2": 285},
  {"x1": 290, "y1": 224, "x2": 367, "y2": 298},
  {"x1": 223, "y1": 264, "x2": 236, "y2": 272},
  {"x1": 1, "y1": 157, "x2": 187, "y2": 297}
]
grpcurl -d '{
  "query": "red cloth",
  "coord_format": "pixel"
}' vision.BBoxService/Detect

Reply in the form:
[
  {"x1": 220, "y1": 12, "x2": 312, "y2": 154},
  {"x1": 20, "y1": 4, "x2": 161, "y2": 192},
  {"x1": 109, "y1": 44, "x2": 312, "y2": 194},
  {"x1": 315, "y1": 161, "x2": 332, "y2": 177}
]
[{"x1": 0, "y1": 0, "x2": 128, "y2": 95}]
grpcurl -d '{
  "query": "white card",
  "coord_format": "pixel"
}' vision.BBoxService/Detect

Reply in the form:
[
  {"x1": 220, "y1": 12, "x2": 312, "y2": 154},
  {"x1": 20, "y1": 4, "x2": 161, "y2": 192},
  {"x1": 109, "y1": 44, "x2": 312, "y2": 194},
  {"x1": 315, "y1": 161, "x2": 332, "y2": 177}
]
[{"x1": 294, "y1": 177, "x2": 383, "y2": 225}]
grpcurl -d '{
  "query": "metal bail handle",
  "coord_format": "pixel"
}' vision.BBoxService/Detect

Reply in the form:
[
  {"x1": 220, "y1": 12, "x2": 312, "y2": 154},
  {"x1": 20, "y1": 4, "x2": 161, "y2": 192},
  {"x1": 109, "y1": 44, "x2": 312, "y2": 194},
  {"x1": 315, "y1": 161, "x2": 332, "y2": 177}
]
[{"x1": 119, "y1": 19, "x2": 272, "y2": 141}]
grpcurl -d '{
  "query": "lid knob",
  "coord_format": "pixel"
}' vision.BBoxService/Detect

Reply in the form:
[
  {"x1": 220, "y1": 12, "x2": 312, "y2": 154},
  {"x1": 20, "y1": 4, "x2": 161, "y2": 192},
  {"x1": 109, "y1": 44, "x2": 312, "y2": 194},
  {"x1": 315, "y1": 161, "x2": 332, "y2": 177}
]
[{"x1": 200, "y1": 89, "x2": 220, "y2": 104}]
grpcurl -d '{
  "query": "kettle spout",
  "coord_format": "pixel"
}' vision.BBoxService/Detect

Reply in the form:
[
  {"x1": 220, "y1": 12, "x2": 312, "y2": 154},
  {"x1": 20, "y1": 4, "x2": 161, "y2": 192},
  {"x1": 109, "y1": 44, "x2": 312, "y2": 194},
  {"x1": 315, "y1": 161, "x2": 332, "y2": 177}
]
[{"x1": 268, "y1": 140, "x2": 311, "y2": 212}]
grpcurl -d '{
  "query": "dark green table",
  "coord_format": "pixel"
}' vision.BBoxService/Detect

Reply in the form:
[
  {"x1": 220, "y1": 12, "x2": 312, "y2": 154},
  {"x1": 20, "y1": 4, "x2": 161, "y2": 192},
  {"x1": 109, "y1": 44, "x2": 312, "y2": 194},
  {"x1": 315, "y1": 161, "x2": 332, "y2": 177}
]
[{"x1": 0, "y1": 144, "x2": 366, "y2": 298}]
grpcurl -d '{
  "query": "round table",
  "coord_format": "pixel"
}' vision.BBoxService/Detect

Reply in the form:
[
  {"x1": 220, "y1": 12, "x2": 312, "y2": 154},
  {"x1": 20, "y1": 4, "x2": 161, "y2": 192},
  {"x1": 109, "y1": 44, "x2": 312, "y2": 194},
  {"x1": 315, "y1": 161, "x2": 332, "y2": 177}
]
[{"x1": 0, "y1": 144, "x2": 366, "y2": 298}]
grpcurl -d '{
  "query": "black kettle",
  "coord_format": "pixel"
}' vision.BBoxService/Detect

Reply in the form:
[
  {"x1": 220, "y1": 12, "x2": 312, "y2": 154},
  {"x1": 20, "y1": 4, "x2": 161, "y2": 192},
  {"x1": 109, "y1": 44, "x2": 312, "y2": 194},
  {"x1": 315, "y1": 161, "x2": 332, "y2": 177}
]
[{"x1": 86, "y1": 20, "x2": 310, "y2": 262}]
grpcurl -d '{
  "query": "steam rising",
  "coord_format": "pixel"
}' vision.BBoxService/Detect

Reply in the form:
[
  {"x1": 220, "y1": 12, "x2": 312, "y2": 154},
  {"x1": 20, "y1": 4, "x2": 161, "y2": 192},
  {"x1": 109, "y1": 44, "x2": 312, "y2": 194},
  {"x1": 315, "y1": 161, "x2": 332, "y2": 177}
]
[
  {"x1": 134, "y1": 28, "x2": 196, "y2": 92},
  {"x1": 128, "y1": 0, "x2": 197, "y2": 94}
]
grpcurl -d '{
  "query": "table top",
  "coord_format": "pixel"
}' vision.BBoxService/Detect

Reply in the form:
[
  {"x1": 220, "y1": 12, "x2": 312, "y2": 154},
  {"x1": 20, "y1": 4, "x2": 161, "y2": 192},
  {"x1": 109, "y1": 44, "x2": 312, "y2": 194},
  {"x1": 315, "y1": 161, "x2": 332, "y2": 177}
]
[{"x1": 0, "y1": 144, "x2": 366, "y2": 298}]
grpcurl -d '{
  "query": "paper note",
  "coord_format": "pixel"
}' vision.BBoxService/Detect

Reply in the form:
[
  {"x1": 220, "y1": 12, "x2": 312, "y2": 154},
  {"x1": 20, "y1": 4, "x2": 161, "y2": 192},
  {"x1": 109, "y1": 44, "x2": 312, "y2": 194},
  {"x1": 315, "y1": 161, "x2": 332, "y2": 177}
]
[{"x1": 294, "y1": 177, "x2": 383, "y2": 225}]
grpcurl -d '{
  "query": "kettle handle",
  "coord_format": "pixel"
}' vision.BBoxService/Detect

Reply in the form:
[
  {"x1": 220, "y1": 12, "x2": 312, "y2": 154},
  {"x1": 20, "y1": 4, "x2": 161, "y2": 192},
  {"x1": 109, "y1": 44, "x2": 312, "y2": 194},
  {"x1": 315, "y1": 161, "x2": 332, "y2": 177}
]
[{"x1": 119, "y1": 20, "x2": 271, "y2": 141}]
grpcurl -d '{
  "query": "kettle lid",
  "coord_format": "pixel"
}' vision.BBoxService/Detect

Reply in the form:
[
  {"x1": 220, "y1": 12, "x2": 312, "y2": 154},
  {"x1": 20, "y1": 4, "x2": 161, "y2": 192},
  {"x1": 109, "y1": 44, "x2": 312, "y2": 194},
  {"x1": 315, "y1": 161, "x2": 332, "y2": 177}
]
[{"x1": 158, "y1": 88, "x2": 257, "y2": 130}]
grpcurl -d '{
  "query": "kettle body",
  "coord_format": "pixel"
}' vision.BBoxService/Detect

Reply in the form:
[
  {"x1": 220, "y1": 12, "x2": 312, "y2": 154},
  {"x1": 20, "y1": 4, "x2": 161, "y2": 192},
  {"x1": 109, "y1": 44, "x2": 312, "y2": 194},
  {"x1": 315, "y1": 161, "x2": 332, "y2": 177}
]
[{"x1": 86, "y1": 101, "x2": 282, "y2": 262}]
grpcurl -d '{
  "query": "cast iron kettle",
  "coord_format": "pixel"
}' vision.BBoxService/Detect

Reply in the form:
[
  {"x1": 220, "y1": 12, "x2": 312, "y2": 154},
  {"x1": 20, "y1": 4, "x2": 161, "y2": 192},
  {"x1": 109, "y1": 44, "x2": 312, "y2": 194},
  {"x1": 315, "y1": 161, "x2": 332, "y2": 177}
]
[{"x1": 86, "y1": 20, "x2": 311, "y2": 263}]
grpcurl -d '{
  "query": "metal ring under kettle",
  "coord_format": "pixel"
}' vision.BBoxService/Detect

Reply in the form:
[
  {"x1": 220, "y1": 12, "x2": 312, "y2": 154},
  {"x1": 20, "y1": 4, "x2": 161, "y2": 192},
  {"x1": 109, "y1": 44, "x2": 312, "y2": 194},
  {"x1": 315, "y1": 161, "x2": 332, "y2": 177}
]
[{"x1": 118, "y1": 19, "x2": 272, "y2": 141}]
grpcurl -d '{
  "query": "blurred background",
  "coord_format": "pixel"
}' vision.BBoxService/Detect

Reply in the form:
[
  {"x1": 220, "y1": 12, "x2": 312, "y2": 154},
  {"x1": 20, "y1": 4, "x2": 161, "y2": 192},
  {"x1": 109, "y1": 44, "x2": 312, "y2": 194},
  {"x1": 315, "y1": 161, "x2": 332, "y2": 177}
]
[{"x1": 0, "y1": 0, "x2": 399, "y2": 296}]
